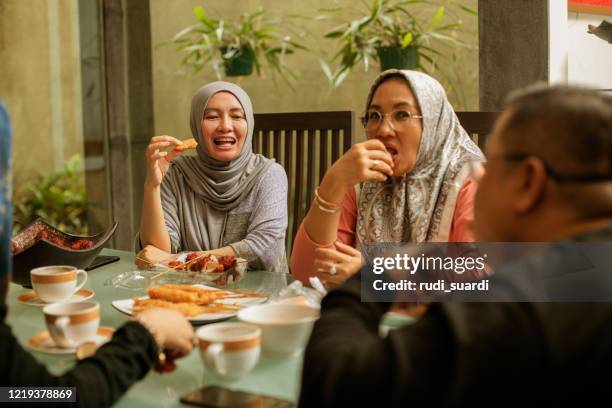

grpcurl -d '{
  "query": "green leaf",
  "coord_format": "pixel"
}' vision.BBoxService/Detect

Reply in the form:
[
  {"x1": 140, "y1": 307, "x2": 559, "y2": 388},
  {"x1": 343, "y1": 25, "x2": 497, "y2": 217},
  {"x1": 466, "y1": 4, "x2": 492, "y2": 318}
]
[
  {"x1": 333, "y1": 67, "x2": 351, "y2": 88},
  {"x1": 324, "y1": 30, "x2": 345, "y2": 39},
  {"x1": 370, "y1": 0, "x2": 381, "y2": 19},
  {"x1": 430, "y1": 6, "x2": 445, "y2": 28},
  {"x1": 435, "y1": 23, "x2": 461, "y2": 31},
  {"x1": 459, "y1": 5, "x2": 477, "y2": 15},
  {"x1": 194, "y1": 6, "x2": 206, "y2": 22},
  {"x1": 401, "y1": 32, "x2": 413, "y2": 48},
  {"x1": 319, "y1": 59, "x2": 334, "y2": 81}
]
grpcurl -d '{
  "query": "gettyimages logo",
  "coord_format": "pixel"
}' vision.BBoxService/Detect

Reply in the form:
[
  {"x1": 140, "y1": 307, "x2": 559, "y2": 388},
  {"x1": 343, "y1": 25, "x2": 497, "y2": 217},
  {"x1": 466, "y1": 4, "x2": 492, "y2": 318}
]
[{"x1": 360, "y1": 242, "x2": 609, "y2": 302}]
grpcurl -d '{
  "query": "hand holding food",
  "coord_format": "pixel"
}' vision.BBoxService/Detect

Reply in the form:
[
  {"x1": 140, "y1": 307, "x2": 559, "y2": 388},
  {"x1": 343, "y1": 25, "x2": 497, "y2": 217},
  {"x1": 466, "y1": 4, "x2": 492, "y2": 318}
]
[
  {"x1": 133, "y1": 307, "x2": 195, "y2": 358},
  {"x1": 318, "y1": 139, "x2": 394, "y2": 204},
  {"x1": 144, "y1": 135, "x2": 183, "y2": 188}
]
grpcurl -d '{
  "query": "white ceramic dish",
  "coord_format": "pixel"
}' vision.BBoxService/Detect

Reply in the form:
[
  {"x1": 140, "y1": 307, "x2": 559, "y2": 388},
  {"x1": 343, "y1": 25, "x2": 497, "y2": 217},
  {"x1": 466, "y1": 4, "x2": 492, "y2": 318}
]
[{"x1": 238, "y1": 303, "x2": 320, "y2": 358}]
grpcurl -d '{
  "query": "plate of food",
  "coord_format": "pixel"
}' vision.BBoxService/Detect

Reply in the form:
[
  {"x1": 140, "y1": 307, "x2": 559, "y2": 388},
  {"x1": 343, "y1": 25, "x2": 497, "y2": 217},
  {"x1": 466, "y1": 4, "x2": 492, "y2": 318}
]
[
  {"x1": 111, "y1": 284, "x2": 268, "y2": 323},
  {"x1": 157, "y1": 252, "x2": 248, "y2": 287}
]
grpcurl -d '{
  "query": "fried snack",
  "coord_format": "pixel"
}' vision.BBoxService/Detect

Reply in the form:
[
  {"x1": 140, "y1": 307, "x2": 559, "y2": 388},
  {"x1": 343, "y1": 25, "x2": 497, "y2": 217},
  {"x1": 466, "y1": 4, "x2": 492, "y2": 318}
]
[
  {"x1": 148, "y1": 286, "x2": 200, "y2": 303},
  {"x1": 147, "y1": 284, "x2": 227, "y2": 304},
  {"x1": 174, "y1": 138, "x2": 198, "y2": 152},
  {"x1": 133, "y1": 298, "x2": 242, "y2": 317},
  {"x1": 133, "y1": 298, "x2": 207, "y2": 317}
]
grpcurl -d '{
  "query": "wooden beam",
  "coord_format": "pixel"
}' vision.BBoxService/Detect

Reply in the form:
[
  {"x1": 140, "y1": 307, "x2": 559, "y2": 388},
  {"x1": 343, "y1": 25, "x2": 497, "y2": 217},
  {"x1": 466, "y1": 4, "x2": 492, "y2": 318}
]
[
  {"x1": 102, "y1": 0, "x2": 134, "y2": 250},
  {"x1": 78, "y1": 0, "x2": 113, "y2": 239},
  {"x1": 125, "y1": 0, "x2": 154, "y2": 241}
]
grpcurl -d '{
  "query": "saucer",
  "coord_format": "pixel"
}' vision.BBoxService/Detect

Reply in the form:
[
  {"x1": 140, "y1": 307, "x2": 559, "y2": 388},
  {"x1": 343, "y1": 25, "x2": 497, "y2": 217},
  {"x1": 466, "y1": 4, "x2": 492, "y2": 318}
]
[
  {"x1": 17, "y1": 289, "x2": 95, "y2": 306},
  {"x1": 26, "y1": 326, "x2": 114, "y2": 355}
]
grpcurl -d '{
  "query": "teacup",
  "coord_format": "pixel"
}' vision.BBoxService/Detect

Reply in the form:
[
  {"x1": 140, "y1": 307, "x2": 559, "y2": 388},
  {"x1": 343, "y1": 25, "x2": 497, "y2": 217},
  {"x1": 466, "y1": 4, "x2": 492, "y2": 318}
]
[
  {"x1": 43, "y1": 301, "x2": 100, "y2": 348},
  {"x1": 30, "y1": 265, "x2": 88, "y2": 303},
  {"x1": 197, "y1": 322, "x2": 261, "y2": 379}
]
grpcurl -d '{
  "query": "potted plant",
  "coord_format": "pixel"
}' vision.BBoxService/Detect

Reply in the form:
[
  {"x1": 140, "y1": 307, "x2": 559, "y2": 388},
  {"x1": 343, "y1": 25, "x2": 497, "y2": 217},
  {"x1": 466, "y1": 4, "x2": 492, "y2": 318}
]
[
  {"x1": 169, "y1": 6, "x2": 306, "y2": 82},
  {"x1": 319, "y1": 0, "x2": 476, "y2": 88},
  {"x1": 13, "y1": 155, "x2": 89, "y2": 236}
]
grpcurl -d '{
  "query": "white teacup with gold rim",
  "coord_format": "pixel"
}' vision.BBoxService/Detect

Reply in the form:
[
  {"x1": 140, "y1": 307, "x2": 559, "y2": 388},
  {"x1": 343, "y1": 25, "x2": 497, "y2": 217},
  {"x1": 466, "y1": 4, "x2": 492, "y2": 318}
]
[
  {"x1": 197, "y1": 322, "x2": 261, "y2": 379},
  {"x1": 43, "y1": 301, "x2": 100, "y2": 348},
  {"x1": 30, "y1": 265, "x2": 88, "y2": 303}
]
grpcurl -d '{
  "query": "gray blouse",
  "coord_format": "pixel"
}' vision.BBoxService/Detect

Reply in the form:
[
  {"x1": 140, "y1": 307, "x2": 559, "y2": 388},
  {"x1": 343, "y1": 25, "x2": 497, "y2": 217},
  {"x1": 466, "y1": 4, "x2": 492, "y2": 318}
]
[{"x1": 159, "y1": 162, "x2": 288, "y2": 273}]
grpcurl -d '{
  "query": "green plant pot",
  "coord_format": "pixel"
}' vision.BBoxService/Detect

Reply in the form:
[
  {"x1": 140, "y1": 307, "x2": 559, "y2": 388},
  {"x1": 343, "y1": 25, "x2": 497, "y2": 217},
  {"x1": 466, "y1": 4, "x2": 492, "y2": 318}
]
[
  {"x1": 377, "y1": 46, "x2": 419, "y2": 71},
  {"x1": 221, "y1": 47, "x2": 255, "y2": 77}
]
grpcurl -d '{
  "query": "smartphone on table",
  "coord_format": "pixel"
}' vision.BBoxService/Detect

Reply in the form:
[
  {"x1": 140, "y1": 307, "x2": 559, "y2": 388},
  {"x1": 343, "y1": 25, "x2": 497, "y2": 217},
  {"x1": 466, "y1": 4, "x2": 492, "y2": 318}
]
[{"x1": 180, "y1": 385, "x2": 294, "y2": 408}]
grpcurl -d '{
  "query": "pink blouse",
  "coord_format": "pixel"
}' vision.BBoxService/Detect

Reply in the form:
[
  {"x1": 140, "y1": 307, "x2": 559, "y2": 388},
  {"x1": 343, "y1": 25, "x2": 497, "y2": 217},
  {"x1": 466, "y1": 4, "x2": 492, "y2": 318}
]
[{"x1": 290, "y1": 178, "x2": 478, "y2": 283}]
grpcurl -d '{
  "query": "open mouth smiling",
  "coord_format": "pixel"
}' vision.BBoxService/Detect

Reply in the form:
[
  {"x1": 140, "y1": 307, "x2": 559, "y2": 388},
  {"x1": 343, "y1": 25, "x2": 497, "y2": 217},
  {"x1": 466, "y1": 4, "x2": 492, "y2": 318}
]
[{"x1": 213, "y1": 136, "x2": 237, "y2": 147}]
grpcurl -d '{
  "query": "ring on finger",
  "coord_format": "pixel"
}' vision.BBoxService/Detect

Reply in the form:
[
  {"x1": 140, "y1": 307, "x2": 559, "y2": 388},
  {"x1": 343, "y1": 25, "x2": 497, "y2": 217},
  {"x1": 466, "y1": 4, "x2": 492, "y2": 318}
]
[
  {"x1": 328, "y1": 263, "x2": 337, "y2": 275},
  {"x1": 371, "y1": 160, "x2": 380, "y2": 170}
]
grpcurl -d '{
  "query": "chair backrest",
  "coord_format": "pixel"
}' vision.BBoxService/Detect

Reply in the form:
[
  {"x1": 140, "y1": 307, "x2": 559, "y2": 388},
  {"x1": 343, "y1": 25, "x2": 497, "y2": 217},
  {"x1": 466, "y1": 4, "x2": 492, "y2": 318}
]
[
  {"x1": 455, "y1": 111, "x2": 501, "y2": 149},
  {"x1": 253, "y1": 111, "x2": 355, "y2": 255}
]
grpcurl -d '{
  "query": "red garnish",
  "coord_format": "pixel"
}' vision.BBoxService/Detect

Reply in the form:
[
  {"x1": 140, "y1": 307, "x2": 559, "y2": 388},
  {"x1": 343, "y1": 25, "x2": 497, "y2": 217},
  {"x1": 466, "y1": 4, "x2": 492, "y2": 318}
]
[
  {"x1": 218, "y1": 256, "x2": 237, "y2": 270},
  {"x1": 185, "y1": 252, "x2": 199, "y2": 262},
  {"x1": 33, "y1": 230, "x2": 93, "y2": 251}
]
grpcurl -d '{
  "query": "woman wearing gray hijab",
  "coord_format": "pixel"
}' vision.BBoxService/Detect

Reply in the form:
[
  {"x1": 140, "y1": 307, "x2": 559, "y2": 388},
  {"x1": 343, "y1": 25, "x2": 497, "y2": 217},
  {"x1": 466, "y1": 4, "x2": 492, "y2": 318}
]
[
  {"x1": 138, "y1": 82, "x2": 288, "y2": 272},
  {"x1": 290, "y1": 69, "x2": 483, "y2": 285}
]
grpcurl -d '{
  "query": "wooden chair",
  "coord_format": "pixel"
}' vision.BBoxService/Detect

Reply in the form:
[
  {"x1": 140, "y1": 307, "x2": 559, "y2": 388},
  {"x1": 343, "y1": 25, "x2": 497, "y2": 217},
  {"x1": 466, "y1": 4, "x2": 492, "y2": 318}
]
[
  {"x1": 455, "y1": 111, "x2": 501, "y2": 149},
  {"x1": 253, "y1": 111, "x2": 355, "y2": 255}
]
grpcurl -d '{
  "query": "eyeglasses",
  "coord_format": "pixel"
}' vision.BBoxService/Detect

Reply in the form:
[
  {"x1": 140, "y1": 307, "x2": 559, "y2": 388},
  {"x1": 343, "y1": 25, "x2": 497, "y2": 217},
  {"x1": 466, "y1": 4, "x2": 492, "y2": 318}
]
[
  {"x1": 468, "y1": 153, "x2": 612, "y2": 184},
  {"x1": 360, "y1": 110, "x2": 423, "y2": 130}
]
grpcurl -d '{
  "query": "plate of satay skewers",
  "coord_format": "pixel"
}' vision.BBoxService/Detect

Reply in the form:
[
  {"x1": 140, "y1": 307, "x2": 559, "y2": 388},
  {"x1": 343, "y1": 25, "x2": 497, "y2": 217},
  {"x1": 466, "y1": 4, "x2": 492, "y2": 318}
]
[{"x1": 111, "y1": 284, "x2": 268, "y2": 323}]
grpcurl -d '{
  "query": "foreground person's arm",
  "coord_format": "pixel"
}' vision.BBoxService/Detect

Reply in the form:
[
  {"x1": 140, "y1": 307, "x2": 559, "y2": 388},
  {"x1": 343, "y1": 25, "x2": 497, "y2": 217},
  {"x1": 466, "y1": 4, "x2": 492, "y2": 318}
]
[
  {"x1": 2, "y1": 306, "x2": 193, "y2": 407},
  {"x1": 299, "y1": 274, "x2": 453, "y2": 407},
  {"x1": 2, "y1": 319, "x2": 155, "y2": 406},
  {"x1": 299, "y1": 274, "x2": 547, "y2": 407}
]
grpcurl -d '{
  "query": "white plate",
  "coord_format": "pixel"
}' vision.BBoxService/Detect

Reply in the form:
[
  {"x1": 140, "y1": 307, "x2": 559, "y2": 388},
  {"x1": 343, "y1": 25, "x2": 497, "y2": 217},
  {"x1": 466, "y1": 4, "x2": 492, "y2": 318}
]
[{"x1": 111, "y1": 284, "x2": 267, "y2": 324}]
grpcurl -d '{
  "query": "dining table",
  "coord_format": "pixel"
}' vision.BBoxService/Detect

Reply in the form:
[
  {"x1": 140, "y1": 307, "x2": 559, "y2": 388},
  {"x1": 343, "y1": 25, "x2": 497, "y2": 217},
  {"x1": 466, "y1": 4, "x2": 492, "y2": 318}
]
[{"x1": 5, "y1": 248, "x2": 413, "y2": 407}]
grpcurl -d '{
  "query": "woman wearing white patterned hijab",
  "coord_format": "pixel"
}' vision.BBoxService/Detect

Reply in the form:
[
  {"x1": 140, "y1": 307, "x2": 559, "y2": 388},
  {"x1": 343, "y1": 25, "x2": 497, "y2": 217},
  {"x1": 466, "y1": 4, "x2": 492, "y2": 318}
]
[{"x1": 290, "y1": 69, "x2": 484, "y2": 285}]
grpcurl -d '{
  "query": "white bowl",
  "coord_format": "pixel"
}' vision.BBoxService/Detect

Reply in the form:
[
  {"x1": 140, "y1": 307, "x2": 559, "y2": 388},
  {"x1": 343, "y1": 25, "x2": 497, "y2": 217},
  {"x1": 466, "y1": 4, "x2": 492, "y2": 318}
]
[{"x1": 237, "y1": 303, "x2": 320, "y2": 358}]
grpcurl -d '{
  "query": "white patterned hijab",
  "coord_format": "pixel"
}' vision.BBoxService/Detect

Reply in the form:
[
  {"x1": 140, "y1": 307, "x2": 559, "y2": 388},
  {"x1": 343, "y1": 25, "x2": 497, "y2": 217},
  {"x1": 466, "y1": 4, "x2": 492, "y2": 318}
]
[{"x1": 356, "y1": 69, "x2": 484, "y2": 244}]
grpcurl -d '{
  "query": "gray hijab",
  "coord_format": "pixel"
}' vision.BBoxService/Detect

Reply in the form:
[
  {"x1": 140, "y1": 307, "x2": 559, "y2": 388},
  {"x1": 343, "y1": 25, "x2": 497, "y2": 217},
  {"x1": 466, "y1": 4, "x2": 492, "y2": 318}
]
[
  {"x1": 356, "y1": 70, "x2": 484, "y2": 244},
  {"x1": 171, "y1": 82, "x2": 272, "y2": 249}
]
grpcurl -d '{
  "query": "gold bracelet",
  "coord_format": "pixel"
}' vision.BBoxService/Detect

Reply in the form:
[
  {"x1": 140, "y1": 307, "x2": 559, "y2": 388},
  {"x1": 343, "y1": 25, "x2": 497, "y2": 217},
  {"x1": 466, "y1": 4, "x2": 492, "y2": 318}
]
[
  {"x1": 314, "y1": 187, "x2": 341, "y2": 211},
  {"x1": 314, "y1": 195, "x2": 340, "y2": 214}
]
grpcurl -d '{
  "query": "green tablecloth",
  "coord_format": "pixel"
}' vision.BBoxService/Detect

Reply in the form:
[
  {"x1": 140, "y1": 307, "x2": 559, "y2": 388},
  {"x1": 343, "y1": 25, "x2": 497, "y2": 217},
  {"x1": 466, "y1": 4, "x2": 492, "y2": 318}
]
[{"x1": 6, "y1": 249, "x2": 414, "y2": 407}]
